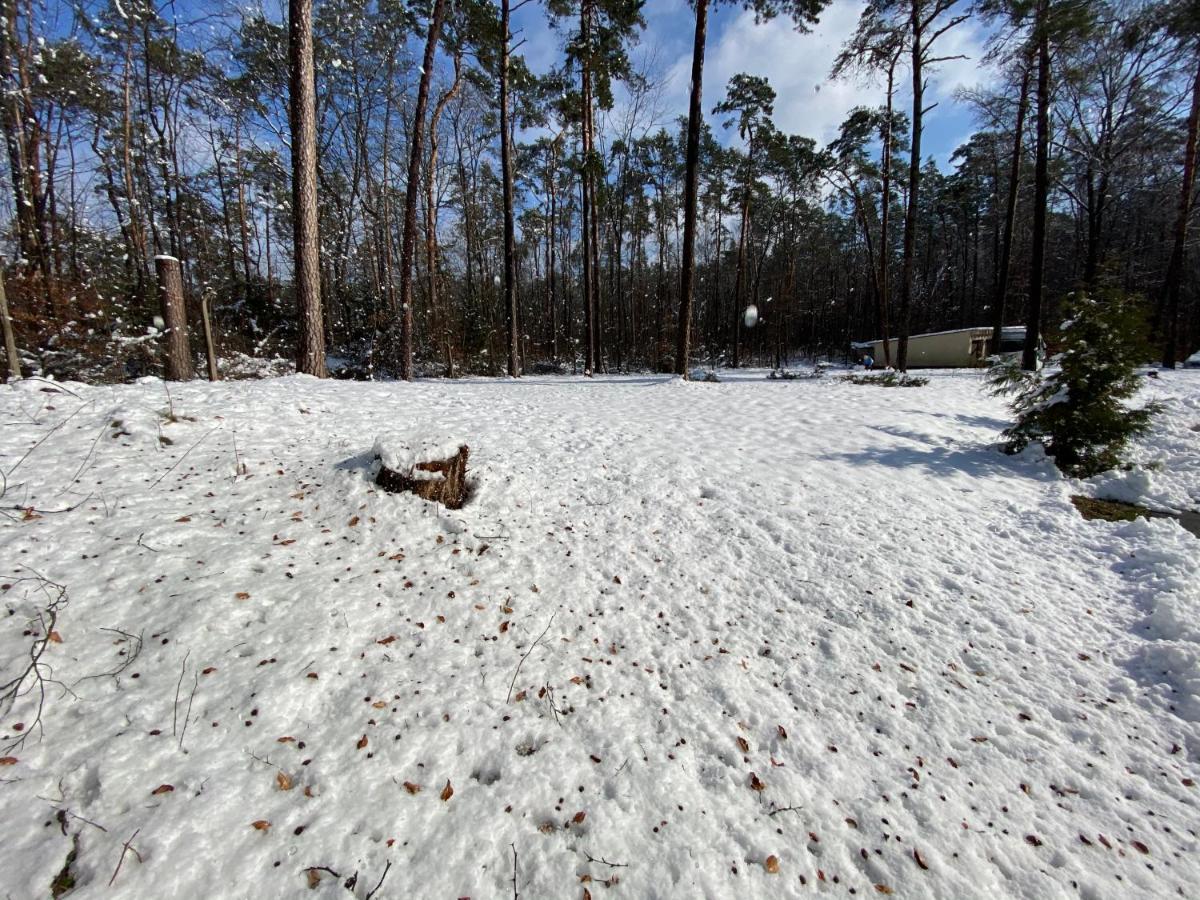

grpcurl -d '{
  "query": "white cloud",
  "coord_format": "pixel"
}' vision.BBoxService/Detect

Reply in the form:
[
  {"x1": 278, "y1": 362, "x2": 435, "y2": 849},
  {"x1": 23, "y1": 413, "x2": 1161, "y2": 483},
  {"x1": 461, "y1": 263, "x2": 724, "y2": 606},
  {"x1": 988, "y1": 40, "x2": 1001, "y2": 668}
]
[{"x1": 662, "y1": 0, "x2": 998, "y2": 153}]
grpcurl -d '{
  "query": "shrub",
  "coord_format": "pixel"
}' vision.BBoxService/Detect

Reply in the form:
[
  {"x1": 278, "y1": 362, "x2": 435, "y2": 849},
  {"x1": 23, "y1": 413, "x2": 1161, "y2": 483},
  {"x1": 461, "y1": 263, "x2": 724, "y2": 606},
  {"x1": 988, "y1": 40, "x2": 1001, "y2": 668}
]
[
  {"x1": 988, "y1": 291, "x2": 1162, "y2": 478},
  {"x1": 842, "y1": 371, "x2": 929, "y2": 387}
]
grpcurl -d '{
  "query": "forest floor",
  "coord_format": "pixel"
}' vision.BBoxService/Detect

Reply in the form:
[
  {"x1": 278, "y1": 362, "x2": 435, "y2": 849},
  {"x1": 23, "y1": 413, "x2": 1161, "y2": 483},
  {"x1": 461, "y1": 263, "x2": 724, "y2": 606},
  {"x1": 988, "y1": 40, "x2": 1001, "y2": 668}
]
[{"x1": 1, "y1": 367, "x2": 1198, "y2": 899}]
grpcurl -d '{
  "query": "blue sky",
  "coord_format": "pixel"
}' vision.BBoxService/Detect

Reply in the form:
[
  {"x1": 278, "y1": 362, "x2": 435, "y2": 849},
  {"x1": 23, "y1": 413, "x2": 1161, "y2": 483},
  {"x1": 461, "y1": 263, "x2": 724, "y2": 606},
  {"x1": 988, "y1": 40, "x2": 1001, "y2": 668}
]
[{"x1": 513, "y1": 0, "x2": 997, "y2": 171}]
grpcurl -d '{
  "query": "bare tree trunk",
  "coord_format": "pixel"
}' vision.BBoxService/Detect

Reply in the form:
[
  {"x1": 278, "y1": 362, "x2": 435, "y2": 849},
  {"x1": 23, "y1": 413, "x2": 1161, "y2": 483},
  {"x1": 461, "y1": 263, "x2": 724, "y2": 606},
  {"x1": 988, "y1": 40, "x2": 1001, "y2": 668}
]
[
  {"x1": 500, "y1": 0, "x2": 520, "y2": 377},
  {"x1": 1160, "y1": 50, "x2": 1200, "y2": 368},
  {"x1": 991, "y1": 56, "x2": 1031, "y2": 354},
  {"x1": 234, "y1": 118, "x2": 253, "y2": 287},
  {"x1": 877, "y1": 56, "x2": 898, "y2": 368},
  {"x1": 1024, "y1": 0, "x2": 1050, "y2": 372},
  {"x1": 288, "y1": 0, "x2": 327, "y2": 377},
  {"x1": 674, "y1": 0, "x2": 708, "y2": 377},
  {"x1": 397, "y1": 0, "x2": 447, "y2": 380},
  {"x1": 156, "y1": 255, "x2": 193, "y2": 381},
  {"x1": 427, "y1": 52, "x2": 462, "y2": 374},
  {"x1": 897, "y1": 3, "x2": 923, "y2": 373},
  {"x1": 588, "y1": 128, "x2": 603, "y2": 370},
  {"x1": 0, "y1": 262, "x2": 20, "y2": 381},
  {"x1": 121, "y1": 40, "x2": 149, "y2": 308},
  {"x1": 201, "y1": 291, "x2": 219, "y2": 381},
  {"x1": 548, "y1": 140, "x2": 559, "y2": 361},
  {"x1": 731, "y1": 178, "x2": 751, "y2": 369}
]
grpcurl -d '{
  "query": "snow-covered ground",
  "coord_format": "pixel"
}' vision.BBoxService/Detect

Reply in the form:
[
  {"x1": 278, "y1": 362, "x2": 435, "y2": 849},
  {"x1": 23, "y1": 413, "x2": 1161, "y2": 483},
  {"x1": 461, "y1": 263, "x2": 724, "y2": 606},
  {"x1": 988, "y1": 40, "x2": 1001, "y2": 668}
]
[{"x1": 1, "y1": 368, "x2": 1197, "y2": 899}]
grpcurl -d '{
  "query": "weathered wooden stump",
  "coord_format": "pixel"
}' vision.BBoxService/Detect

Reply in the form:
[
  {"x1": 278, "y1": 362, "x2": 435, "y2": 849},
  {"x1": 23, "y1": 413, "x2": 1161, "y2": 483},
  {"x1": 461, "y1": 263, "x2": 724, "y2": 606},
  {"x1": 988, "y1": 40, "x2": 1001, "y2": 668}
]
[{"x1": 373, "y1": 437, "x2": 470, "y2": 509}]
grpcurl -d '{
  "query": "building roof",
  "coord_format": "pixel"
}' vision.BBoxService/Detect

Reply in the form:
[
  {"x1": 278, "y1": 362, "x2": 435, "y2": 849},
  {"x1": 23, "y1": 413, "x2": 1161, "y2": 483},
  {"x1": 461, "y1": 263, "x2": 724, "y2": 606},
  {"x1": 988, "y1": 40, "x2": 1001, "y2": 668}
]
[{"x1": 863, "y1": 326, "x2": 996, "y2": 344}]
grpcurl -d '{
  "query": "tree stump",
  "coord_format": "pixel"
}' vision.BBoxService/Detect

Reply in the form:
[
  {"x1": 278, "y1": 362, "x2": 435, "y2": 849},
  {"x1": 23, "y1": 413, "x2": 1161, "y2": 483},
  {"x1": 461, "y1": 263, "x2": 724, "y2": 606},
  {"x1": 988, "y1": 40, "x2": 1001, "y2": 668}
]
[{"x1": 373, "y1": 437, "x2": 469, "y2": 509}]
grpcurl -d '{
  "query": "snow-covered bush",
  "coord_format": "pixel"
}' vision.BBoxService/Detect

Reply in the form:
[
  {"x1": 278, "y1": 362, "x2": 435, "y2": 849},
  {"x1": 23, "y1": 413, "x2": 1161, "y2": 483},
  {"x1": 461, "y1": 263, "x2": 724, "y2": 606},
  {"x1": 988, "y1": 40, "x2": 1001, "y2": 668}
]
[
  {"x1": 842, "y1": 371, "x2": 928, "y2": 387},
  {"x1": 988, "y1": 291, "x2": 1162, "y2": 478}
]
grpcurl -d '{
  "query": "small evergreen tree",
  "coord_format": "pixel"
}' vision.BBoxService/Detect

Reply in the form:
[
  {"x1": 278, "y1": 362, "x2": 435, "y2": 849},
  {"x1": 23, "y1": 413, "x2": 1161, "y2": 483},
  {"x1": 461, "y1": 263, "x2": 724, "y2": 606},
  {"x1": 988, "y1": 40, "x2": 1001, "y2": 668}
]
[{"x1": 988, "y1": 291, "x2": 1162, "y2": 478}]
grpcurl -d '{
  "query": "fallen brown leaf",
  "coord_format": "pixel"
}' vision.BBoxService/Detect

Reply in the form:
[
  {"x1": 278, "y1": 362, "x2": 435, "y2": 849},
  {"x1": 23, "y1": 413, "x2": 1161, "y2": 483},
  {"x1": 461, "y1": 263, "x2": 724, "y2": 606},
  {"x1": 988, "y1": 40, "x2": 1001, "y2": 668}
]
[{"x1": 441, "y1": 780, "x2": 454, "y2": 801}]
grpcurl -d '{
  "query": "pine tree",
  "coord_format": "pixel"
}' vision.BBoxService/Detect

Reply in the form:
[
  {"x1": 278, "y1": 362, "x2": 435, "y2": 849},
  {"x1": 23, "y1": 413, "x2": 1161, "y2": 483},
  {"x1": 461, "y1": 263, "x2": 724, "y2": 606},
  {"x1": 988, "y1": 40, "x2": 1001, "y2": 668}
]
[{"x1": 989, "y1": 291, "x2": 1162, "y2": 477}]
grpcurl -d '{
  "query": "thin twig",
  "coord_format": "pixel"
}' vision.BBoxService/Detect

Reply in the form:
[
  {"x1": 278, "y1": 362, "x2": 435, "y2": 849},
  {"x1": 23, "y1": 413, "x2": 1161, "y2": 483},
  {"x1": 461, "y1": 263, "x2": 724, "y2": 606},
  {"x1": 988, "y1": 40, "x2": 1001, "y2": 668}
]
[
  {"x1": 543, "y1": 682, "x2": 562, "y2": 728},
  {"x1": 22, "y1": 377, "x2": 83, "y2": 399},
  {"x1": 0, "y1": 495, "x2": 92, "y2": 516},
  {"x1": 150, "y1": 426, "x2": 218, "y2": 488},
  {"x1": 172, "y1": 650, "x2": 190, "y2": 737},
  {"x1": 179, "y1": 671, "x2": 199, "y2": 752},
  {"x1": 67, "y1": 417, "x2": 110, "y2": 487},
  {"x1": 108, "y1": 828, "x2": 142, "y2": 887},
  {"x1": 365, "y1": 860, "x2": 392, "y2": 900},
  {"x1": 506, "y1": 610, "x2": 557, "y2": 703},
  {"x1": 304, "y1": 865, "x2": 341, "y2": 878},
  {"x1": 583, "y1": 851, "x2": 629, "y2": 868},
  {"x1": 6, "y1": 398, "x2": 93, "y2": 477},
  {"x1": 74, "y1": 628, "x2": 143, "y2": 687},
  {"x1": 511, "y1": 843, "x2": 519, "y2": 900},
  {"x1": 767, "y1": 805, "x2": 804, "y2": 817},
  {"x1": 0, "y1": 569, "x2": 68, "y2": 751},
  {"x1": 53, "y1": 807, "x2": 108, "y2": 832}
]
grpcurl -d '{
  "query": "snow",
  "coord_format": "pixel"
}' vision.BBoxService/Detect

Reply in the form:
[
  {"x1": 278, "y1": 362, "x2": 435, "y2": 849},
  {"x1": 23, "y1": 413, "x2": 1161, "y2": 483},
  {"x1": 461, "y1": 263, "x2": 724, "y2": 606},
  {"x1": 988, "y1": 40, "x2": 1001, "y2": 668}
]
[
  {"x1": 371, "y1": 434, "x2": 466, "y2": 474},
  {"x1": 1, "y1": 369, "x2": 1198, "y2": 898}
]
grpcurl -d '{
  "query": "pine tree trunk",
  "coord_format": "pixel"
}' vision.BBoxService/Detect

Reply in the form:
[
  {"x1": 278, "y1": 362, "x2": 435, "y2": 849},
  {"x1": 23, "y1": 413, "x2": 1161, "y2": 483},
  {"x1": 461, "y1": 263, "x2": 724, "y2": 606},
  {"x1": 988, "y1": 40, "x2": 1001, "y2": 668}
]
[
  {"x1": 156, "y1": 255, "x2": 193, "y2": 381},
  {"x1": 877, "y1": 59, "x2": 896, "y2": 368},
  {"x1": 1160, "y1": 49, "x2": 1200, "y2": 369},
  {"x1": 674, "y1": 0, "x2": 708, "y2": 377},
  {"x1": 427, "y1": 53, "x2": 462, "y2": 374},
  {"x1": 580, "y1": 1, "x2": 596, "y2": 376},
  {"x1": 288, "y1": 0, "x2": 328, "y2": 377},
  {"x1": 897, "y1": 4, "x2": 923, "y2": 373},
  {"x1": 991, "y1": 56, "x2": 1031, "y2": 354},
  {"x1": 548, "y1": 141, "x2": 559, "y2": 361},
  {"x1": 397, "y1": 0, "x2": 448, "y2": 380},
  {"x1": 500, "y1": 0, "x2": 520, "y2": 377},
  {"x1": 1024, "y1": 0, "x2": 1050, "y2": 372}
]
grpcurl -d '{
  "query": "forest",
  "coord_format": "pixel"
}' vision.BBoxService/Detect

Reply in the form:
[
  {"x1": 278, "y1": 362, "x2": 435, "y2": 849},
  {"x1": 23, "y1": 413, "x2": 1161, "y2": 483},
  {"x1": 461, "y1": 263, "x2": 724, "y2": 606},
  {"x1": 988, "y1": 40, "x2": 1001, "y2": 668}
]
[{"x1": 0, "y1": 0, "x2": 1197, "y2": 382}]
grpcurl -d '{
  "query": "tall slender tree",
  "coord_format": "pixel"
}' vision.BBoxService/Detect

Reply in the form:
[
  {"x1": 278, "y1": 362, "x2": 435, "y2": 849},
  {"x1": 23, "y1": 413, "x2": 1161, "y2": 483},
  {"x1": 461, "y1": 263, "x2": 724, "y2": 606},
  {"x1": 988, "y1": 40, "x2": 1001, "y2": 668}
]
[
  {"x1": 397, "y1": 0, "x2": 449, "y2": 380},
  {"x1": 500, "y1": 0, "x2": 519, "y2": 376},
  {"x1": 288, "y1": 0, "x2": 327, "y2": 377},
  {"x1": 1159, "y1": 4, "x2": 1200, "y2": 367},
  {"x1": 1023, "y1": 0, "x2": 1050, "y2": 371},
  {"x1": 990, "y1": 54, "x2": 1031, "y2": 355},
  {"x1": 714, "y1": 73, "x2": 776, "y2": 368},
  {"x1": 675, "y1": 0, "x2": 828, "y2": 377}
]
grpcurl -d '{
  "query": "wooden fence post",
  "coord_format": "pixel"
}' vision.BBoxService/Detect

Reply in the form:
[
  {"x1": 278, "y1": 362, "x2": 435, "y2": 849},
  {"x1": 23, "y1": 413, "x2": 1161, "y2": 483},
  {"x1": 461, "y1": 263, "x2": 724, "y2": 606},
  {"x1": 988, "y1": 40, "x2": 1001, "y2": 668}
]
[
  {"x1": 0, "y1": 260, "x2": 20, "y2": 381},
  {"x1": 155, "y1": 255, "x2": 193, "y2": 381},
  {"x1": 200, "y1": 290, "x2": 219, "y2": 381}
]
